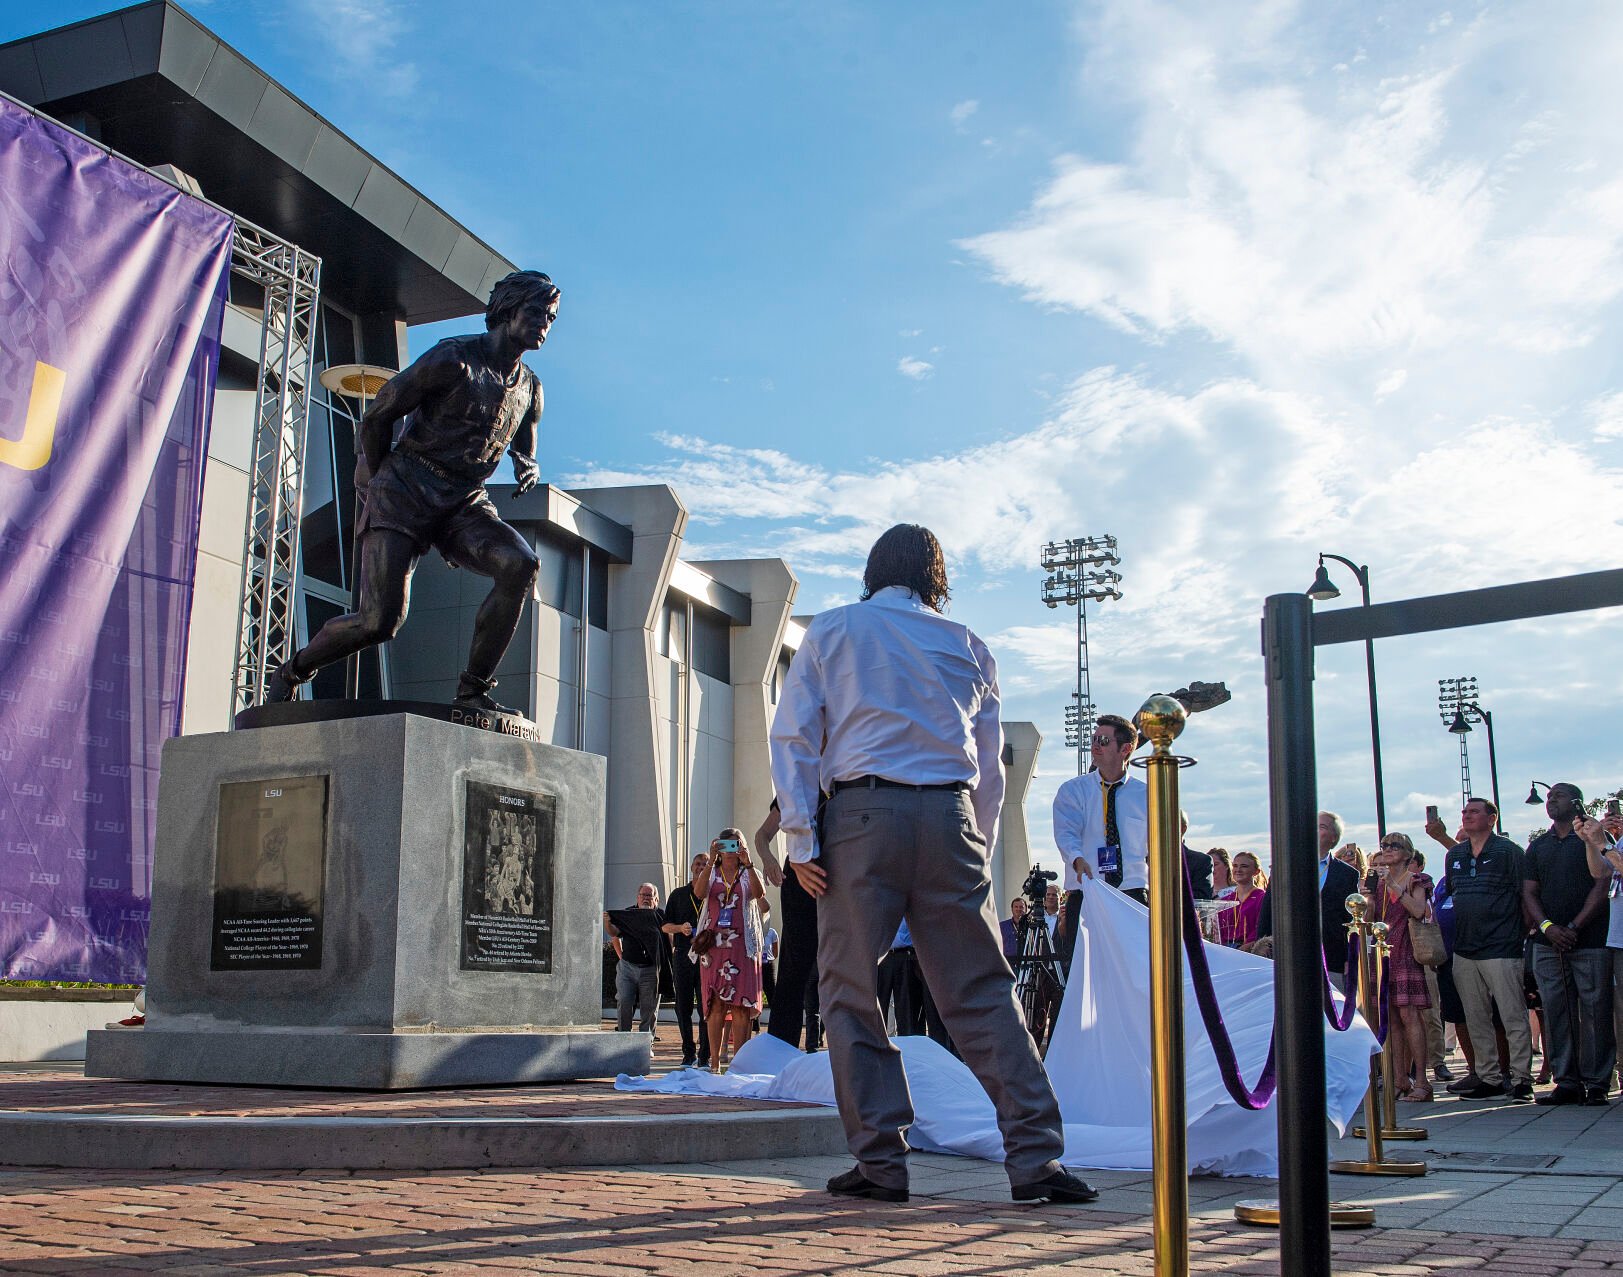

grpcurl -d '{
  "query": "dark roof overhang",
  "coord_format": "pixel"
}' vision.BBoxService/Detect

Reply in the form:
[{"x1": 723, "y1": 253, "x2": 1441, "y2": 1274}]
[{"x1": 0, "y1": 1, "x2": 516, "y2": 323}]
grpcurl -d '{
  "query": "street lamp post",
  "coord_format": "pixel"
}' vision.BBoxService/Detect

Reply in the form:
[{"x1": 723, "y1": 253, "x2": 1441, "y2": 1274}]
[
  {"x1": 1447, "y1": 700, "x2": 1502, "y2": 832},
  {"x1": 1306, "y1": 553, "x2": 1387, "y2": 836}
]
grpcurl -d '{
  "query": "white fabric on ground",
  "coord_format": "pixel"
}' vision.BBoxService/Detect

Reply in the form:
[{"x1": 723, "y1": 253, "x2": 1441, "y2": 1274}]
[{"x1": 616, "y1": 882, "x2": 1378, "y2": 1176}]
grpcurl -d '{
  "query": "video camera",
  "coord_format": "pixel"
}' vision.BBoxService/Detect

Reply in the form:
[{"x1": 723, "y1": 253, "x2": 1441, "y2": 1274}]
[{"x1": 1022, "y1": 865, "x2": 1058, "y2": 910}]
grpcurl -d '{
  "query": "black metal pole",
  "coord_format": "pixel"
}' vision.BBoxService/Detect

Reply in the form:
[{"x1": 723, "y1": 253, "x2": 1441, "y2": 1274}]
[
  {"x1": 1323, "y1": 553, "x2": 1386, "y2": 837},
  {"x1": 1263, "y1": 592, "x2": 1330, "y2": 1277},
  {"x1": 1356, "y1": 571, "x2": 1386, "y2": 838},
  {"x1": 1481, "y1": 708, "x2": 1503, "y2": 833}
]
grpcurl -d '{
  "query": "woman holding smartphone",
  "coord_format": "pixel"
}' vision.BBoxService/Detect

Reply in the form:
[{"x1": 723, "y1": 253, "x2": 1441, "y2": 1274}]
[
  {"x1": 1369, "y1": 832, "x2": 1435, "y2": 1102},
  {"x1": 692, "y1": 827, "x2": 767, "y2": 1072}
]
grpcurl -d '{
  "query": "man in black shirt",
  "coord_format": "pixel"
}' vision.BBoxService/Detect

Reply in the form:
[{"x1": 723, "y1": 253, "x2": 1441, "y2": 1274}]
[
  {"x1": 1444, "y1": 797, "x2": 1534, "y2": 1101},
  {"x1": 1524, "y1": 783, "x2": 1614, "y2": 1105},
  {"x1": 662, "y1": 854, "x2": 711, "y2": 1068},
  {"x1": 604, "y1": 884, "x2": 665, "y2": 1034}
]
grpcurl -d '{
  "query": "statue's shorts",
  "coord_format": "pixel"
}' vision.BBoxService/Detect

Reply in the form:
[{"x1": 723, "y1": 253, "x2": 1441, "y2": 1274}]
[{"x1": 359, "y1": 451, "x2": 516, "y2": 571}]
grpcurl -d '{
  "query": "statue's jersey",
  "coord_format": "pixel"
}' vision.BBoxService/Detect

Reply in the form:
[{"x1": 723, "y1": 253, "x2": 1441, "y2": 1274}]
[{"x1": 393, "y1": 336, "x2": 540, "y2": 484}]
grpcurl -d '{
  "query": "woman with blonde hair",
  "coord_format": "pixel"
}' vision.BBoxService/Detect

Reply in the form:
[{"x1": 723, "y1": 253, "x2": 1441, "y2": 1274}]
[
  {"x1": 1369, "y1": 832, "x2": 1435, "y2": 1102},
  {"x1": 1218, "y1": 851, "x2": 1267, "y2": 947},
  {"x1": 691, "y1": 827, "x2": 766, "y2": 1072}
]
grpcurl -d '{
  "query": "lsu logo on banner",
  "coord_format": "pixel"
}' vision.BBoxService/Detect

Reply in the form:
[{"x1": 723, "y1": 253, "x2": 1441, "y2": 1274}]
[{"x1": 0, "y1": 360, "x2": 64, "y2": 472}]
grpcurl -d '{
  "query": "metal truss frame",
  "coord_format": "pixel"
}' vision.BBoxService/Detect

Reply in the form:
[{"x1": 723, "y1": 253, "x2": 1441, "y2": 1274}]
[{"x1": 229, "y1": 224, "x2": 322, "y2": 713}]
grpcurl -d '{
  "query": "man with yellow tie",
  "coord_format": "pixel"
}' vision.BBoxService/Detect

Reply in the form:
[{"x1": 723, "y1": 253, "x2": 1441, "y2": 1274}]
[{"x1": 1052, "y1": 714, "x2": 1150, "y2": 970}]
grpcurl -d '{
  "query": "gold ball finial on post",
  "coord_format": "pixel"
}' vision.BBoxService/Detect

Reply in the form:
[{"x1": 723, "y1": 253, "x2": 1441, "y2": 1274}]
[{"x1": 1134, "y1": 693, "x2": 1187, "y2": 754}]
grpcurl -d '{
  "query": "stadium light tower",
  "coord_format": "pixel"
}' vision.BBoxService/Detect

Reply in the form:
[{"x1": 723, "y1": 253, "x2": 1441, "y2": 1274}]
[
  {"x1": 1437, "y1": 676, "x2": 1481, "y2": 814},
  {"x1": 1040, "y1": 535, "x2": 1123, "y2": 774}
]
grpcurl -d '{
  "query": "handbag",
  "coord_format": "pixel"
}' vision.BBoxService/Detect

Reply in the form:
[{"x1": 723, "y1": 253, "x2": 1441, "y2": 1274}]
[
  {"x1": 690, "y1": 928, "x2": 718, "y2": 958},
  {"x1": 1409, "y1": 913, "x2": 1446, "y2": 969}
]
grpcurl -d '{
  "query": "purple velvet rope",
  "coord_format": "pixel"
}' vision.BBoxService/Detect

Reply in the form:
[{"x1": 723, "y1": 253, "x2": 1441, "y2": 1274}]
[
  {"x1": 1181, "y1": 866, "x2": 1377, "y2": 1111},
  {"x1": 1180, "y1": 861, "x2": 1276, "y2": 1110},
  {"x1": 1323, "y1": 937, "x2": 1362, "y2": 1032}
]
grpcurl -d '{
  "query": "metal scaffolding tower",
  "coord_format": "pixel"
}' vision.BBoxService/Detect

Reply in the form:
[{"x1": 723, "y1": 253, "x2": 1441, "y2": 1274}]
[
  {"x1": 1040, "y1": 536, "x2": 1123, "y2": 774},
  {"x1": 229, "y1": 227, "x2": 322, "y2": 713}
]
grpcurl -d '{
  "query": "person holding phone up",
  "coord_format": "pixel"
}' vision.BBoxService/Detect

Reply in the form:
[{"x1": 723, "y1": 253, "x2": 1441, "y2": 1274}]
[{"x1": 691, "y1": 827, "x2": 766, "y2": 1072}]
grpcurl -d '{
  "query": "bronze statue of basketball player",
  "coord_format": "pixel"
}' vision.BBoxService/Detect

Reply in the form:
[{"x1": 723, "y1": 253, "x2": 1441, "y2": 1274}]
[{"x1": 265, "y1": 270, "x2": 558, "y2": 716}]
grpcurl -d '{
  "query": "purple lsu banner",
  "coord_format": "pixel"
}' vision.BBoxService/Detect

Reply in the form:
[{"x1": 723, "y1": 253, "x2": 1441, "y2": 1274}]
[{"x1": 0, "y1": 98, "x2": 233, "y2": 983}]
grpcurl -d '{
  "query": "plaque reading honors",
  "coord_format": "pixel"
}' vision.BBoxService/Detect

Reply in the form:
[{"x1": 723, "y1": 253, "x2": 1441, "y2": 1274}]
[
  {"x1": 461, "y1": 780, "x2": 555, "y2": 972},
  {"x1": 210, "y1": 775, "x2": 328, "y2": 970}
]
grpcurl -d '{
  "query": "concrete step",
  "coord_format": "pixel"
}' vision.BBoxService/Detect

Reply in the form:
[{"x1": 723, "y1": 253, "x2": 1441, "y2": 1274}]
[{"x1": 0, "y1": 1103, "x2": 846, "y2": 1171}]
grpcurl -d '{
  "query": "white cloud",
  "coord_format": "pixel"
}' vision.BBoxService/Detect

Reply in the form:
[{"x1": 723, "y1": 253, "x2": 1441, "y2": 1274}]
[
  {"x1": 1374, "y1": 369, "x2": 1407, "y2": 400},
  {"x1": 1586, "y1": 391, "x2": 1623, "y2": 439},
  {"x1": 961, "y1": 2, "x2": 1623, "y2": 379},
  {"x1": 950, "y1": 99, "x2": 980, "y2": 127},
  {"x1": 899, "y1": 328, "x2": 923, "y2": 338},
  {"x1": 897, "y1": 356, "x2": 935, "y2": 380},
  {"x1": 289, "y1": 0, "x2": 420, "y2": 98}
]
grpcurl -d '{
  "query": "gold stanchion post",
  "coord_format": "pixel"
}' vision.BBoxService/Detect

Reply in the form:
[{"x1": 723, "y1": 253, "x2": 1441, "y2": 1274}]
[
  {"x1": 1331, "y1": 899, "x2": 1425, "y2": 1177},
  {"x1": 1133, "y1": 695, "x2": 1192, "y2": 1277}
]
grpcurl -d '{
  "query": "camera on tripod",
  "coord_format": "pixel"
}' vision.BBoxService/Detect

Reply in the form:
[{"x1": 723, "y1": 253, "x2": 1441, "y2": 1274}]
[{"x1": 1022, "y1": 865, "x2": 1057, "y2": 909}]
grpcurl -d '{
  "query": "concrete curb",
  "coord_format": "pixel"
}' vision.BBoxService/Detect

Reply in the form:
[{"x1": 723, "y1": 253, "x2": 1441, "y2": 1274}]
[{"x1": 0, "y1": 1105, "x2": 847, "y2": 1171}]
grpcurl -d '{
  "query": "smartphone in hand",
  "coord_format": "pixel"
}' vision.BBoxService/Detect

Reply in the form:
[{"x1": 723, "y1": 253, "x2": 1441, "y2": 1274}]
[{"x1": 1425, "y1": 804, "x2": 1439, "y2": 825}]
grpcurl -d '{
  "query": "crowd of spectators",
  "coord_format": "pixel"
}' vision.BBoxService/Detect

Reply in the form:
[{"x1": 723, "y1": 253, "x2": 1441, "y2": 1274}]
[{"x1": 603, "y1": 764, "x2": 1622, "y2": 1111}]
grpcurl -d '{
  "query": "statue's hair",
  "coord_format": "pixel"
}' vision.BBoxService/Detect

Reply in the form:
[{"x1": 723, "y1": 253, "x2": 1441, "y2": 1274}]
[
  {"x1": 486, "y1": 270, "x2": 560, "y2": 330},
  {"x1": 860, "y1": 524, "x2": 950, "y2": 612}
]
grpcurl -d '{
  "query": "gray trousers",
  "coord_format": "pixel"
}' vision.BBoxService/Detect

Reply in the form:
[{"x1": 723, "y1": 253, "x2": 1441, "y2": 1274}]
[
  {"x1": 1453, "y1": 955, "x2": 1534, "y2": 1087},
  {"x1": 816, "y1": 787, "x2": 1065, "y2": 1190},
  {"x1": 1531, "y1": 945, "x2": 1615, "y2": 1091},
  {"x1": 616, "y1": 958, "x2": 658, "y2": 1032},
  {"x1": 1613, "y1": 948, "x2": 1623, "y2": 1084}
]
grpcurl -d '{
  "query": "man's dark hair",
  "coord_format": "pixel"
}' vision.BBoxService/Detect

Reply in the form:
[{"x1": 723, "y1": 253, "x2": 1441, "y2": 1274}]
[
  {"x1": 1095, "y1": 712, "x2": 1138, "y2": 750},
  {"x1": 860, "y1": 524, "x2": 950, "y2": 612},
  {"x1": 1551, "y1": 782, "x2": 1585, "y2": 805},
  {"x1": 1465, "y1": 795, "x2": 1498, "y2": 819},
  {"x1": 486, "y1": 270, "x2": 560, "y2": 331}
]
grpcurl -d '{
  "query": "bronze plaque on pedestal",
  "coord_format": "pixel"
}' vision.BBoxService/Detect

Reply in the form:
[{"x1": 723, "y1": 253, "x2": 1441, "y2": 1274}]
[
  {"x1": 460, "y1": 780, "x2": 555, "y2": 972},
  {"x1": 210, "y1": 775, "x2": 329, "y2": 970}
]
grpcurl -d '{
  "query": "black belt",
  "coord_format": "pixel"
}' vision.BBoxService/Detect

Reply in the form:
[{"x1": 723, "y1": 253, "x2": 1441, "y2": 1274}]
[{"x1": 831, "y1": 776, "x2": 969, "y2": 794}]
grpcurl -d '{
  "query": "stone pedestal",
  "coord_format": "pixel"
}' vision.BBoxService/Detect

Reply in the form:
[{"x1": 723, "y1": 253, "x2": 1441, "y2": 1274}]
[{"x1": 86, "y1": 709, "x2": 648, "y2": 1088}]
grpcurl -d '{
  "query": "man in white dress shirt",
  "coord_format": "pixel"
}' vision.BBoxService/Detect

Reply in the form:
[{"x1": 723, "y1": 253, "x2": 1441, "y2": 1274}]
[
  {"x1": 770, "y1": 524, "x2": 1097, "y2": 1206},
  {"x1": 1052, "y1": 714, "x2": 1149, "y2": 968}
]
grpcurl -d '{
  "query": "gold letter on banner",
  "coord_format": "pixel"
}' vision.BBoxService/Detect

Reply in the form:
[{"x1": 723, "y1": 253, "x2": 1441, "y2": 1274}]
[{"x1": 0, "y1": 360, "x2": 66, "y2": 472}]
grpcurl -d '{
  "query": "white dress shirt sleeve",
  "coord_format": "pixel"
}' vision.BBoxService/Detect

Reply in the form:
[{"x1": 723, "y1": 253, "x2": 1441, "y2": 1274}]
[
  {"x1": 1053, "y1": 779, "x2": 1089, "y2": 891},
  {"x1": 969, "y1": 632, "x2": 1005, "y2": 853},
  {"x1": 768, "y1": 632, "x2": 828, "y2": 863}
]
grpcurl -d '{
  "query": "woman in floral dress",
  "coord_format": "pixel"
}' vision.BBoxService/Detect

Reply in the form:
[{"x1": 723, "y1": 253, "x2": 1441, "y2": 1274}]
[
  {"x1": 693, "y1": 826, "x2": 765, "y2": 1071},
  {"x1": 1369, "y1": 832, "x2": 1435, "y2": 1102}
]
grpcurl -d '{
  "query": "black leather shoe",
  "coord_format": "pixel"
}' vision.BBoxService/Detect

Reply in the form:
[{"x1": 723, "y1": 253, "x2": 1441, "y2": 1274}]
[
  {"x1": 1536, "y1": 1086, "x2": 1585, "y2": 1106},
  {"x1": 827, "y1": 1167, "x2": 908, "y2": 1203},
  {"x1": 1457, "y1": 1080, "x2": 1507, "y2": 1100},
  {"x1": 1508, "y1": 1080, "x2": 1534, "y2": 1103},
  {"x1": 1011, "y1": 1169, "x2": 1100, "y2": 1204},
  {"x1": 1585, "y1": 1089, "x2": 1611, "y2": 1106},
  {"x1": 1445, "y1": 1073, "x2": 1483, "y2": 1094}
]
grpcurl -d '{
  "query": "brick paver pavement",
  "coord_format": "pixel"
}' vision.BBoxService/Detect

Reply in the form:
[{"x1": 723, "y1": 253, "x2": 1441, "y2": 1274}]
[{"x1": 4, "y1": 1159, "x2": 1623, "y2": 1276}]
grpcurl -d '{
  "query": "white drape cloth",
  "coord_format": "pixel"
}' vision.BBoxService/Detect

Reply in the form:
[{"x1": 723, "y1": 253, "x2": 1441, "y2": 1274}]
[{"x1": 617, "y1": 882, "x2": 1378, "y2": 1176}]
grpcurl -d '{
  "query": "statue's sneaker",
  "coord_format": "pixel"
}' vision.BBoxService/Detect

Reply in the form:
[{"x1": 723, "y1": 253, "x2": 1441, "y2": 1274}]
[
  {"x1": 454, "y1": 691, "x2": 522, "y2": 716},
  {"x1": 262, "y1": 661, "x2": 305, "y2": 703}
]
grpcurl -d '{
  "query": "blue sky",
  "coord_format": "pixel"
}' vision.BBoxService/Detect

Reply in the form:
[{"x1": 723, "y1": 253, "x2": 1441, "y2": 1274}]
[{"x1": 12, "y1": 0, "x2": 1621, "y2": 867}]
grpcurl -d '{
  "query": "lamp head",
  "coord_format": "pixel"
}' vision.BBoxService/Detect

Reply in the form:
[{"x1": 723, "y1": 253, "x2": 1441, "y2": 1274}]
[
  {"x1": 1307, "y1": 560, "x2": 1340, "y2": 601},
  {"x1": 1526, "y1": 782, "x2": 1545, "y2": 806},
  {"x1": 1447, "y1": 710, "x2": 1471, "y2": 735}
]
